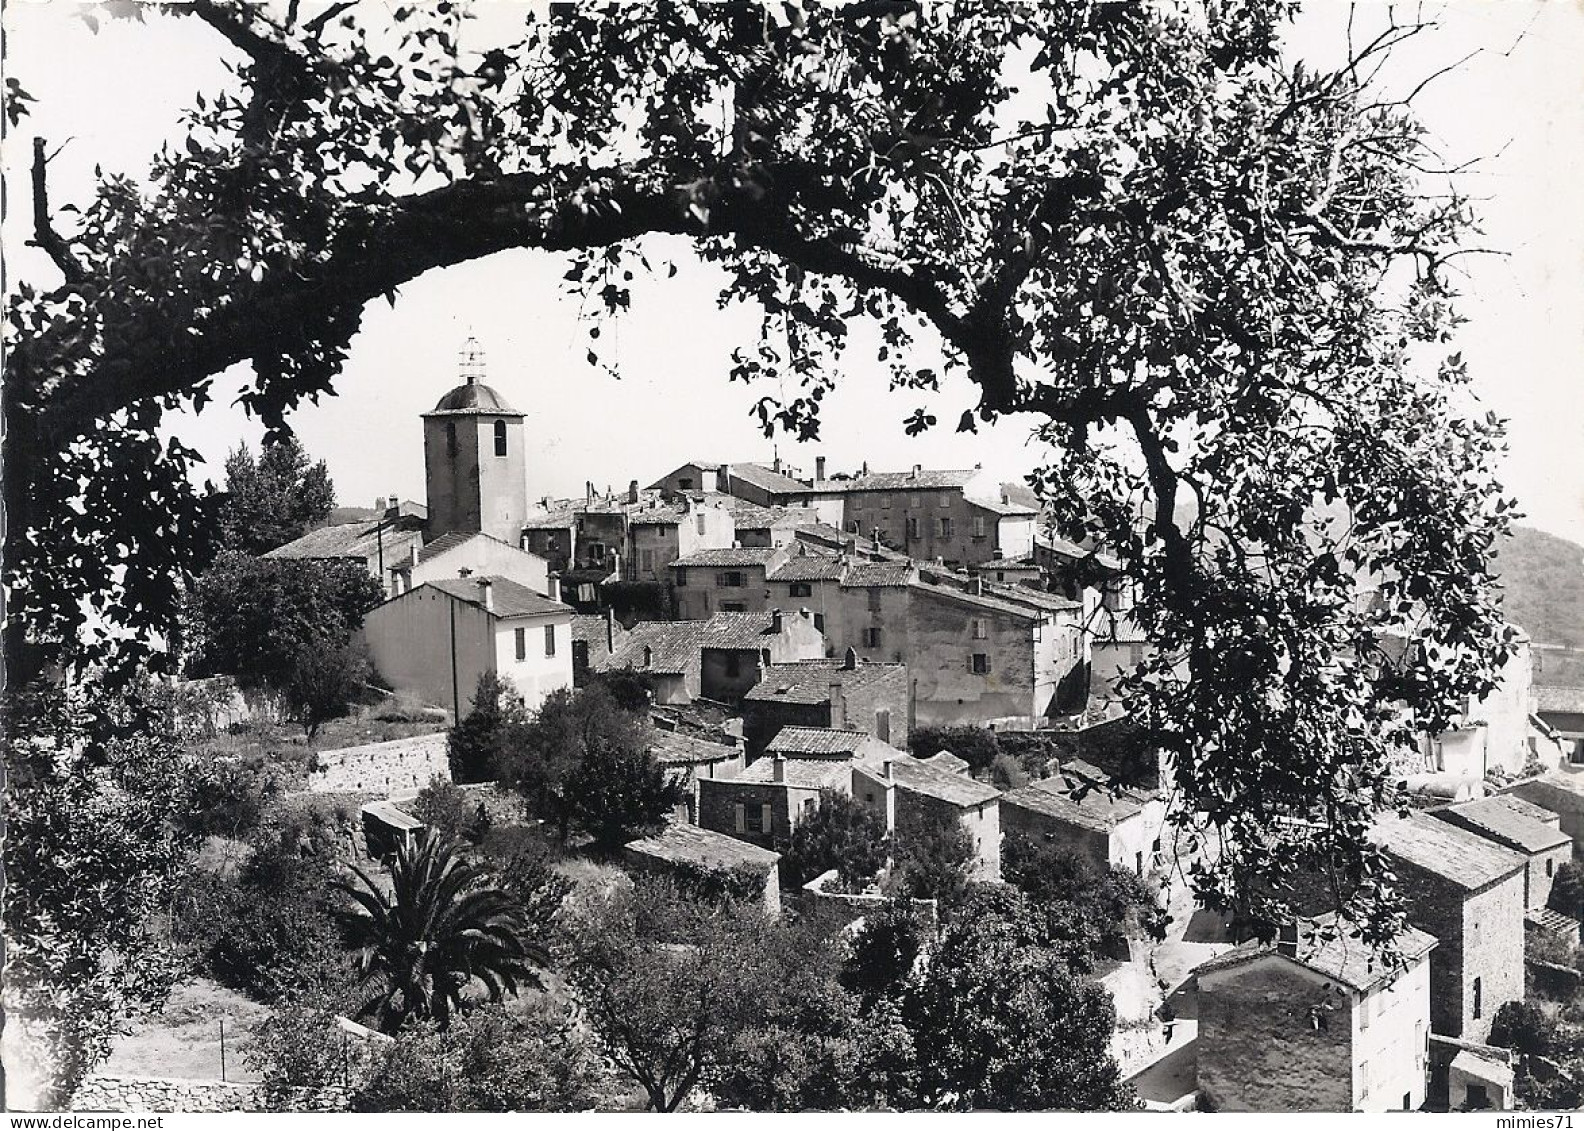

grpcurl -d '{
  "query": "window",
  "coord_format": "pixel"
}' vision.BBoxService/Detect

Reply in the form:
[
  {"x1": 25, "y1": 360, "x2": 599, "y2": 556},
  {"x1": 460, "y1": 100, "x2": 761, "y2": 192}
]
[
  {"x1": 971, "y1": 653, "x2": 990, "y2": 674},
  {"x1": 863, "y1": 627, "x2": 883, "y2": 648},
  {"x1": 445, "y1": 421, "x2": 458, "y2": 458},
  {"x1": 938, "y1": 493, "x2": 950, "y2": 508},
  {"x1": 1360, "y1": 991, "x2": 1371, "y2": 1030},
  {"x1": 1548, "y1": 858, "x2": 1556, "y2": 878},
  {"x1": 1360, "y1": 1060, "x2": 1371, "y2": 1098},
  {"x1": 1135, "y1": 851, "x2": 1144, "y2": 875},
  {"x1": 907, "y1": 517, "x2": 920, "y2": 540},
  {"x1": 678, "y1": 477, "x2": 694, "y2": 490},
  {"x1": 746, "y1": 804, "x2": 769, "y2": 834},
  {"x1": 734, "y1": 803, "x2": 746, "y2": 833},
  {"x1": 514, "y1": 627, "x2": 526, "y2": 661},
  {"x1": 544, "y1": 625, "x2": 556, "y2": 657},
  {"x1": 972, "y1": 515, "x2": 986, "y2": 538},
  {"x1": 639, "y1": 550, "x2": 654, "y2": 573},
  {"x1": 1472, "y1": 977, "x2": 1482, "y2": 1020},
  {"x1": 718, "y1": 571, "x2": 745, "y2": 588},
  {"x1": 813, "y1": 613, "x2": 825, "y2": 632},
  {"x1": 939, "y1": 516, "x2": 953, "y2": 538},
  {"x1": 588, "y1": 541, "x2": 606, "y2": 561},
  {"x1": 882, "y1": 494, "x2": 892, "y2": 509},
  {"x1": 721, "y1": 602, "x2": 747, "y2": 613},
  {"x1": 909, "y1": 494, "x2": 920, "y2": 508},
  {"x1": 1466, "y1": 1084, "x2": 1489, "y2": 1110},
  {"x1": 972, "y1": 618, "x2": 987, "y2": 640},
  {"x1": 868, "y1": 588, "x2": 882, "y2": 612},
  {"x1": 849, "y1": 520, "x2": 861, "y2": 533},
  {"x1": 875, "y1": 709, "x2": 891, "y2": 742},
  {"x1": 577, "y1": 583, "x2": 595, "y2": 602},
  {"x1": 790, "y1": 582, "x2": 813, "y2": 598},
  {"x1": 697, "y1": 514, "x2": 707, "y2": 535},
  {"x1": 493, "y1": 419, "x2": 508, "y2": 456},
  {"x1": 675, "y1": 568, "x2": 688, "y2": 587},
  {"x1": 865, "y1": 792, "x2": 876, "y2": 803}
]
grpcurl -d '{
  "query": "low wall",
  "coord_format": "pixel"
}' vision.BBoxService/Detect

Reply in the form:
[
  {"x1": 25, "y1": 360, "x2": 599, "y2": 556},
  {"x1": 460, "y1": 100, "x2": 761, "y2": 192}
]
[
  {"x1": 70, "y1": 1076, "x2": 348, "y2": 1114},
  {"x1": 800, "y1": 870, "x2": 937, "y2": 933},
  {"x1": 308, "y1": 733, "x2": 450, "y2": 794}
]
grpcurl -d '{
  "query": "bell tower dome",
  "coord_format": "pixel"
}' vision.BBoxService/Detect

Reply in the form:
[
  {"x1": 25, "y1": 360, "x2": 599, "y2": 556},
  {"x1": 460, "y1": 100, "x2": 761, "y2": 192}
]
[{"x1": 421, "y1": 337, "x2": 527, "y2": 543}]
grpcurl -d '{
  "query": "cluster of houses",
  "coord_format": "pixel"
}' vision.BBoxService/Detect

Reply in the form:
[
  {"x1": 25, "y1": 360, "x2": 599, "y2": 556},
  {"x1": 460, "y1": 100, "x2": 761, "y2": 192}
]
[{"x1": 262, "y1": 350, "x2": 1584, "y2": 1113}]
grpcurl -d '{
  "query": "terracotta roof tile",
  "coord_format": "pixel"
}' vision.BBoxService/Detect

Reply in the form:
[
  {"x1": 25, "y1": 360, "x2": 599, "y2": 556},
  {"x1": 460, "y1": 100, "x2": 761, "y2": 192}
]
[
  {"x1": 423, "y1": 576, "x2": 570, "y2": 619},
  {"x1": 1373, "y1": 812, "x2": 1526, "y2": 890},
  {"x1": 625, "y1": 822, "x2": 779, "y2": 869},
  {"x1": 744, "y1": 658, "x2": 906, "y2": 705}
]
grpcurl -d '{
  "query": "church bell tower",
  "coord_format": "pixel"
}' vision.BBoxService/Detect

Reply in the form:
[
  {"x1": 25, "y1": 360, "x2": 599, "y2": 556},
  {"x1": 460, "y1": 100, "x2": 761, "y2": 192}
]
[{"x1": 421, "y1": 337, "x2": 527, "y2": 543}]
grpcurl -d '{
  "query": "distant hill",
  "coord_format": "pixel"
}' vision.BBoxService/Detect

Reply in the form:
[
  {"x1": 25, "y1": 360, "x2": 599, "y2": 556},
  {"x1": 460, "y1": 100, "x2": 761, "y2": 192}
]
[{"x1": 1493, "y1": 526, "x2": 1584, "y2": 682}]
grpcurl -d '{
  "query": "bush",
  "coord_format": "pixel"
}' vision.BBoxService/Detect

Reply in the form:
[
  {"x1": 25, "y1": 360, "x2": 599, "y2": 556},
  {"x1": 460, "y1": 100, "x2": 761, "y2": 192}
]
[
  {"x1": 908, "y1": 726, "x2": 1000, "y2": 774},
  {"x1": 410, "y1": 778, "x2": 490, "y2": 844},
  {"x1": 447, "y1": 673, "x2": 524, "y2": 784},
  {"x1": 988, "y1": 752, "x2": 1029, "y2": 790},
  {"x1": 780, "y1": 789, "x2": 890, "y2": 891},
  {"x1": 889, "y1": 820, "x2": 976, "y2": 905},
  {"x1": 841, "y1": 897, "x2": 928, "y2": 1003},
  {"x1": 1551, "y1": 862, "x2": 1584, "y2": 920},
  {"x1": 180, "y1": 756, "x2": 281, "y2": 839},
  {"x1": 1490, "y1": 1000, "x2": 1557, "y2": 1057}
]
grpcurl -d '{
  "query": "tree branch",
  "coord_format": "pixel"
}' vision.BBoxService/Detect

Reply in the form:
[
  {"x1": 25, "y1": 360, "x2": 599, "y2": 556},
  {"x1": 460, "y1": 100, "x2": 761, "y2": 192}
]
[{"x1": 28, "y1": 138, "x2": 87, "y2": 285}]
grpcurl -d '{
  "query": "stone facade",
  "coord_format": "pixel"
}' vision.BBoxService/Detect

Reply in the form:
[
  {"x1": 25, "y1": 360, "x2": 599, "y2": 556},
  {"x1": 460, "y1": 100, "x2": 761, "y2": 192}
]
[
  {"x1": 308, "y1": 733, "x2": 450, "y2": 795},
  {"x1": 742, "y1": 660, "x2": 909, "y2": 760}
]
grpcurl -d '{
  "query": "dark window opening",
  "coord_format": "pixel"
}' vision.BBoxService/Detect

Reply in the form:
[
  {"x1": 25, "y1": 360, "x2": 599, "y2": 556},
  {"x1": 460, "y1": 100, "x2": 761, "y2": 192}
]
[
  {"x1": 445, "y1": 421, "x2": 458, "y2": 458},
  {"x1": 493, "y1": 419, "x2": 508, "y2": 457}
]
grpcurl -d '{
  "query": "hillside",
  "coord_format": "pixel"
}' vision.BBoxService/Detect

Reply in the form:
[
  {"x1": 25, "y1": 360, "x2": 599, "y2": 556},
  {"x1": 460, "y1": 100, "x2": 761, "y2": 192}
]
[{"x1": 1493, "y1": 526, "x2": 1584, "y2": 685}]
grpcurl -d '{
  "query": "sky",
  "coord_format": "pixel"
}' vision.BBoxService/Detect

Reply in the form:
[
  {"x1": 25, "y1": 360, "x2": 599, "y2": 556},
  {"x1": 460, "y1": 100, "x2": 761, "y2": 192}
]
[{"x1": 4, "y1": 0, "x2": 1582, "y2": 542}]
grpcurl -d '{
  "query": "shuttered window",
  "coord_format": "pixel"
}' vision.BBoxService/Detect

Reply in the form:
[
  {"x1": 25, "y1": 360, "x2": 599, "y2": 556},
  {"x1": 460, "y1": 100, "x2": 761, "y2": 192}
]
[{"x1": 734, "y1": 804, "x2": 746, "y2": 833}]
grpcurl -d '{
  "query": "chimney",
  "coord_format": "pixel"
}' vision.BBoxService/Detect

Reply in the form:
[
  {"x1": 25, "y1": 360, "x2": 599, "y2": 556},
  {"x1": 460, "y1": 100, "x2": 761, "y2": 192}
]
[
  {"x1": 605, "y1": 607, "x2": 616, "y2": 652},
  {"x1": 548, "y1": 575, "x2": 561, "y2": 603},
  {"x1": 477, "y1": 577, "x2": 494, "y2": 613},
  {"x1": 882, "y1": 759, "x2": 894, "y2": 780},
  {"x1": 772, "y1": 455, "x2": 782, "y2": 473},
  {"x1": 972, "y1": 576, "x2": 983, "y2": 596},
  {"x1": 992, "y1": 549, "x2": 1004, "y2": 561},
  {"x1": 585, "y1": 480, "x2": 595, "y2": 501},
  {"x1": 627, "y1": 479, "x2": 639, "y2": 504},
  {"x1": 911, "y1": 464, "x2": 921, "y2": 480},
  {"x1": 1001, "y1": 488, "x2": 1010, "y2": 504},
  {"x1": 643, "y1": 645, "x2": 654, "y2": 668},
  {"x1": 717, "y1": 467, "x2": 730, "y2": 493},
  {"x1": 770, "y1": 608, "x2": 783, "y2": 635},
  {"x1": 1276, "y1": 920, "x2": 1300, "y2": 958},
  {"x1": 773, "y1": 755, "x2": 785, "y2": 783},
  {"x1": 843, "y1": 646, "x2": 858, "y2": 671},
  {"x1": 861, "y1": 460, "x2": 869, "y2": 476},
  {"x1": 409, "y1": 541, "x2": 420, "y2": 567},
  {"x1": 815, "y1": 456, "x2": 826, "y2": 482},
  {"x1": 458, "y1": 567, "x2": 474, "y2": 578},
  {"x1": 828, "y1": 679, "x2": 846, "y2": 728}
]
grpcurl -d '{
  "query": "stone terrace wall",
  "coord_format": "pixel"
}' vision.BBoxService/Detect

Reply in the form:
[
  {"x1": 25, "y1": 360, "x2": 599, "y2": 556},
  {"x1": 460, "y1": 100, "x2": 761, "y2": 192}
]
[
  {"x1": 308, "y1": 733, "x2": 450, "y2": 794},
  {"x1": 800, "y1": 869, "x2": 937, "y2": 933},
  {"x1": 71, "y1": 1076, "x2": 348, "y2": 1114}
]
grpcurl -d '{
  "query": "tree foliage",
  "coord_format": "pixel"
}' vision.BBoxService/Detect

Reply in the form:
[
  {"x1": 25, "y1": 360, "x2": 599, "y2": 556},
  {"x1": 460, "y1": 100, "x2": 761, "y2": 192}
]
[
  {"x1": 2, "y1": 682, "x2": 203, "y2": 1109},
  {"x1": 218, "y1": 436, "x2": 335, "y2": 556},
  {"x1": 446, "y1": 672, "x2": 524, "y2": 784},
  {"x1": 6, "y1": 0, "x2": 1518, "y2": 938},
  {"x1": 889, "y1": 819, "x2": 977, "y2": 905},
  {"x1": 780, "y1": 787, "x2": 891, "y2": 891},
  {"x1": 335, "y1": 832, "x2": 546, "y2": 1033}
]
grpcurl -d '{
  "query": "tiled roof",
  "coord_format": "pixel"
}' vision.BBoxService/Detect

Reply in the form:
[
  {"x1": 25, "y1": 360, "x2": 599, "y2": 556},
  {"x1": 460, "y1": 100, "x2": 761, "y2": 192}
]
[
  {"x1": 768, "y1": 549, "x2": 846, "y2": 582},
  {"x1": 416, "y1": 530, "x2": 526, "y2": 564},
  {"x1": 423, "y1": 576, "x2": 570, "y2": 619},
  {"x1": 600, "y1": 621, "x2": 706, "y2": 676},
  {"x1": 1373, "y1": 812, "x2": 1526, "y2": 891},
  {"x1": 999, "y1": 482, "x2": 1043, "y2": 511},
  {"x1": 840, "y1": 562, "x2": 917, "y2": 588},
  {"x1": 627, "y1": 501, "x2": 693, "y2": 526},
  {"x1": 570, "y1": 614, "x2": 622, "y2": 647},
  {"x1": 725, "y1": 462, "x2": 812, "y2": 496},
  {"x1": 1527, "y1": 907, "x2": 1581, "y2": 938},
  {"x1": 648, "y1": 727, "x2": 739, "y2": 766},
  {"x1": 1432, "y1": 796, "x2": 1571, "y2": 854},
  {"x1": 765, "y1": 726, "x2": 888, "y2": 758},
  {"x1": 790, "y1": 522, "x2": 849, "y2": 546},
  {"x1": 909, "y1": 579, "x2": 1040, "y2": 621},
  {"x1": 671, "y1": 547, "x2": 784, "y2": 568},
  {"x1": 1035, "y1": 534, "x2": 1122, "y2": 572},
  {"x1": 1536, "y1": 687, "x2": 1584, "y2": 715},
  {"x1": 735, "y1": 757, "x2": 852, "y2": 788},
  {"x1": 425, "y1": 379, "x2": 522, "y2": 416},
  {"x1": 698, "y1": 612, "x2": 781, "y2": 650},
  {"x1": 744, "y1": 658, "x2": 906, "y2": 705},
  {"x1": 1001, "y1": 773, "x2": 1149, "y2": 832},
  {"x1": 1495, "y1": 794, "x2": 1564, "y2": 825},
  {"x1": 829, "y1": 468, "x2": 979, "y2": 492},
  {"x1": 921, "y1": 750, "x2": 970, "y2": 774},
  {"x1": 625, "y1": 822, "x2": 779, "y2": 870},
  {"x1": 522, "y1": 508, "x2": 577, "y2": 530},
  {"x1": 969, "y1": 496, "x2": 1039, "y2": 517},
  {"x1": 265, "y1": 521, "x2": 421, "y2": 562},
  {"x1": 886, "y1": 757, "x2": 1001, "y2": 808},
  {"x1": 977, "y1": 579, "x2": 1082, "y2": 612},
  {"x1": 1196, "y1": 914, "x2": 1437, "y2": 994}
]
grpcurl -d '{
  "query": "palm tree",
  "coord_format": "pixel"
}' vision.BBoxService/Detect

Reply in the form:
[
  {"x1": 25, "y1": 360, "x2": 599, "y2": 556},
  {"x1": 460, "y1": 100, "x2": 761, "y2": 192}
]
[{"x1": 334, "y1": 831, "x2": 548, "y2": 1033}]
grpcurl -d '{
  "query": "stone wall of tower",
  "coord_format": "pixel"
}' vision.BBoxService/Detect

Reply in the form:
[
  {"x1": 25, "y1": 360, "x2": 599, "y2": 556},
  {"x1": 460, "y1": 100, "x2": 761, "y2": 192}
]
[{"x1": 423, "y1": 414, "x2": 527, "y2": 543}]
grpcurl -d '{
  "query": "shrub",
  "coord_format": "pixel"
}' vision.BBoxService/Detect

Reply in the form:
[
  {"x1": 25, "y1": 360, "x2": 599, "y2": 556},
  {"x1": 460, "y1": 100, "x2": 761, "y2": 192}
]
[
  {"x1": 1551, "y1": 861, "x2": 1584, "y2": 920},
  {"x1": 889, "y1": 820, "x2": 976, "y2": 905},
  {"x1": 988, "y1": 752, "x2": 1029, "y2": 790},
  {"x1": 1490, "y1": 1000, "x2": 1557, "y2": 1057},
  {"x1": 780, "y1": 789, "x2": 890, "y2": 892},
  {"x1": 410, "y1": 778, "x2": 490, "y2": 844},
  {"x1": 908, "y1": 726, "x2": 1000, "y2": 773}
]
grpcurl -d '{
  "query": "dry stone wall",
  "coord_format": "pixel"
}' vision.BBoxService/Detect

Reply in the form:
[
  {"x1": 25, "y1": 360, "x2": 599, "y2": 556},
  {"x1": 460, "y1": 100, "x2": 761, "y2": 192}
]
[
  {"x1": 308, "y1": 733, "x2": 450, "y2": 794},
  {"x1": 70, "y1": 1076, "x2": 348, "y2": 1114}
]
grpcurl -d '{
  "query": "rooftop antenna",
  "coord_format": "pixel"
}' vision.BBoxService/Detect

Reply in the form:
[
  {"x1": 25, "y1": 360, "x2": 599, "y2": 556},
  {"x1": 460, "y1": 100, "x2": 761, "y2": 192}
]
[{"x1": 458, "y1": 335, "x2": 486, "y2": 386}]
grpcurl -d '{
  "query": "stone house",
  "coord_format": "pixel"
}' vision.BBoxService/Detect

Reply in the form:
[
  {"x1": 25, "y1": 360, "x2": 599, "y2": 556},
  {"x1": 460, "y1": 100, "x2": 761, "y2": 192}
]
[
  {"x1": 697, "y1": 609, "x2": 826, "y2": 703},
  {"x1": 719, "y1": 498, "x2": 807, "y2": 548},
  {"x1": 1000, "y1": 758, "x2": 1166, "y2": 875},
  {"x1": 623, "y1": 823, "x2": 782, "y2": 917},
  {"x1": 264, "y1": 507, "x2": 426, "y2": 596},
  {"x1": 670, "y1": 545, "x2": 793, "y2": 620},
  {"x1": 1506, "y1": 771, "x2": 1584, "y2": 857},
  {"x1": 697, "y1": 755, "x2": 852, "y2": 851},
  {"x1": 765, "y1": 545, "x2": 848, "y2": 638},
  {"x1": 1194, "y1": 916, "x2": 1436, "y2": 1112},
  {"x1": 1373, "y1": 812, "x2": 1526, "y2": 1043},
  {"x1": 569, "y1": 611, "x2": 626, "y2": 683},
  {"x1": 649, "y1": 725, "x2": 744, "y2": 823},
  {"x1": 650, "y1": 460, "x2": 814, "y2": 510},
  {"x1": 595, "y1": 621, "x2": 706, "y2": 705},
  {"x1": 741, "y1": 651, "x2": 910, "y2": 759},
  {"x1": 1430, "y1": 794, "x2": 1573, "y2": 912},
  {"x1": 765, "y1": 725, "x2": 904, "y2": 765},
  {"x1": 851, "y1": 752, "x2": 1002, "y2": 882},
  {"x1": 360, "y1": 576, "x2": 573, "y2": 720},
  {"x1": 823, "y1": 466, "x2": 1036, "y2": 567},
  {"x1": 392, "y1": 530, "x2": 551, "y2": 598},
  {"x1": 625, "y1": 495, "x2": 736, "y2": 583}
]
